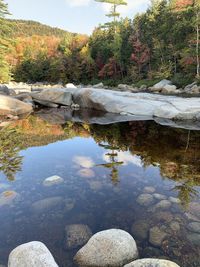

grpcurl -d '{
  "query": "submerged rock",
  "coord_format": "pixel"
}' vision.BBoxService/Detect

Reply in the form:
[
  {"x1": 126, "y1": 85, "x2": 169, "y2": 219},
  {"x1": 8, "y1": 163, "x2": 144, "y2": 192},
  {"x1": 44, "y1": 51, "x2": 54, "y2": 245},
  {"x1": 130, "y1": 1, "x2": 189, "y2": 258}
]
[
  {"x1": 131, "y1": 220, "x2": 149, "y2": 240},
  {"x1": 43, "y1": 175, "x2": 64, "y2": 186},
  {"x1": 8, "y1": 241, "x2": 59, "y2": 267},
  {"x1": 65, "y1": 224, "x2": 92, "y2": 249},
  {"x1": 32, "y1": 197, "x2": 63, "y2": 213},
  {"x1": 187, "y1": 233, "x2": 200, "y2": 245},
  {"x1": 136, "y1": 194, "x2": 154, "y2": 207},
  {"x1": 77, "y1": 168, "x2": 95, "y2": 178},
  {"x1": 187, "y1": 222, "x2": 200, "y2": 234},
  {"x1": 154, "y1": 200, "x2": 172, "y2": 210},
  {"x1": 153, "y1": 193, "x2": 167, "y2": 200},
  {"x1": 143, "y1": 186, "x2": 156, "y2": 193},
  {"x1": 74, "y1": 229, "x2": 138, "y2": 267},
  {"x1": 149, "y1": 226, "x2": 167, "y2": 247},
  {"x1": 124, "y1": 258, "x2": 180, "y2": 267},
  {"x1": 0, "y1": 191, "x2": 19, "y2": 207}
]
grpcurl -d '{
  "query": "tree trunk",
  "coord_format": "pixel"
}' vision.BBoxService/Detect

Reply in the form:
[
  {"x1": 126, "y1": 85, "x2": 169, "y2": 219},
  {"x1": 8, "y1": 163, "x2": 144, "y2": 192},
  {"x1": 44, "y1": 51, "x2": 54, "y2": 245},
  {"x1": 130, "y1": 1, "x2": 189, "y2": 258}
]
[{"x1": 196, "y1": 9, "x2": 200, "y2": 78}]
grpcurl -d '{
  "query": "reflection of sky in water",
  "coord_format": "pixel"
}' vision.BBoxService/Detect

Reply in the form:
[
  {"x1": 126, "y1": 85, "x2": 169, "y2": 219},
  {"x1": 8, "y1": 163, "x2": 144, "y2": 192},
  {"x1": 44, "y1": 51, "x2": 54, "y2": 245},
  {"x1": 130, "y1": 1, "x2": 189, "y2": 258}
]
[{"x1": 0, "y1": 133, "x2": 199, "y2": 267}]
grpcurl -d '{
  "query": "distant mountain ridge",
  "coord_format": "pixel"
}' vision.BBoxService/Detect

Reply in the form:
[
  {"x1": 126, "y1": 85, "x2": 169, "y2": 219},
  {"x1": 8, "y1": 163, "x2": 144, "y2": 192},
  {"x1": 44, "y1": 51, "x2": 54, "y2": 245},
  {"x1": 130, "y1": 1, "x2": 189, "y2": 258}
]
[{"x1": 7, "y1": 19, "x2": 75, "y2": 38}]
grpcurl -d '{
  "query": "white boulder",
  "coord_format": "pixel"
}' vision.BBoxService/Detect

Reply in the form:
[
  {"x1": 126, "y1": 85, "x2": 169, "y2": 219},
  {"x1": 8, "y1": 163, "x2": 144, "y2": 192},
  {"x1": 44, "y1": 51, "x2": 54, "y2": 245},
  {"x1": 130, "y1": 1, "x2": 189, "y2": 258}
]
[
  {"x1": 93, "y1": 82, "x2": 104, "y2": 89},
  {"x1": 8, "y1": 241, "x2": 59, "y2": 267},
  {"x1": 124, "y1": 259, "x2": 180, "y2": 267},
  {"x1": 74, "y1": 229, "x2": 138, "y2": 267},
  {"x1": 0, "y1": 95, "x2": 33, "y2": 116},
  {"x1": 66, "y1": 83, "x2": 77, "y2": 89},
  {"x1": 153, "y1": 80, "x2": 172, "y2": 90}
]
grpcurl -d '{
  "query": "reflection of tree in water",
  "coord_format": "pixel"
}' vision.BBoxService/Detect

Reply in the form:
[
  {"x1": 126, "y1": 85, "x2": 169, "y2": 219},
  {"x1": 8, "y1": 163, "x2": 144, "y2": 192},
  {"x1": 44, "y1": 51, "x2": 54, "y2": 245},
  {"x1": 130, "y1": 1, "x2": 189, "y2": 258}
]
[
  {"x1": 97, "y1": 144, "x2": 123, "y2": 185},
  {"x1": 0, "y1": 128, "x2": 23, "y2": 181}
]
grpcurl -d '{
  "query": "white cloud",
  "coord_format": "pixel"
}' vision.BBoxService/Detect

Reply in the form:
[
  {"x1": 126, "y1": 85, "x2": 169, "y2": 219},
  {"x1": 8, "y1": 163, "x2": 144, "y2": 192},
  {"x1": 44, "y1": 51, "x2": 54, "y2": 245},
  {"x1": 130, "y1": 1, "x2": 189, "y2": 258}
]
[
  {"x1": 65, "y1": 0, "x2": 90, "y2": 7},
  {"x1": 103, "y1": 151, "x2": 142, "y2": 167},
  {"x1": 102, "y1": 0, "x2": 149, "y2": 15}
]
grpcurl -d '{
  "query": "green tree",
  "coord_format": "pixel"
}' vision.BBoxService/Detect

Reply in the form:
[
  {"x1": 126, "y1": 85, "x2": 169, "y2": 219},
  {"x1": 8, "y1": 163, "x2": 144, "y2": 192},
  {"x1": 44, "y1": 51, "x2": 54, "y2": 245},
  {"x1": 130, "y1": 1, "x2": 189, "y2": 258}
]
[{"x1": 0, "y1": 0, "x2": 11, "y2": 82}]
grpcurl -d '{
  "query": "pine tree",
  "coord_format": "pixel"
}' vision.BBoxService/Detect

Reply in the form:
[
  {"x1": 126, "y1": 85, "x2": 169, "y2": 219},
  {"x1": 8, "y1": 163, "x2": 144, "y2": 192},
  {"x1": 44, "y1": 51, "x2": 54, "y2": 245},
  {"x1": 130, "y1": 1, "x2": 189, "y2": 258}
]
[{"x1": 95, "y1": 0, "x2": 127, "y2": 24}]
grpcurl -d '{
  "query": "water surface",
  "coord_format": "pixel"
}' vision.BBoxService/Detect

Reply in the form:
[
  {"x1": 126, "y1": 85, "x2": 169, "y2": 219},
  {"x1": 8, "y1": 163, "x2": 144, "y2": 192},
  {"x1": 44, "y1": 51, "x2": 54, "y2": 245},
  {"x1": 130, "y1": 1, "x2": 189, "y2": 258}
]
[{"x1": 0, "y1": 116, "x2": 200, "y2": 267}]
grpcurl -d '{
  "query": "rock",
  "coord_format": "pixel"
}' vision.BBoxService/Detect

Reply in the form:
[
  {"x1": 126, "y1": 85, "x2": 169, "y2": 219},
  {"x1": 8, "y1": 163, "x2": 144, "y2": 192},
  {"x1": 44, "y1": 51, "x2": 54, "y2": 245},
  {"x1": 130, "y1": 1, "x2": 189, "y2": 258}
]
[
  {"x1": 93, "y1": 83, "x2": 104, "y2": 89},
  {"x1": 161, "y1": 85, "x2": 177, "y2": 94},
  {"x1": 0, "y1": 85, "x2": 10, "y2": 95},
  {"x1": 8, "y1": 241, "x2": 59, "y2": 267},
  {"x1": 0, "y1": 191, "x2": 19, "y2": 207},
  {"x1": 189, "y1": 202, "x2": 200, "y2": 218},
  {"x1": 184, "y1": 82, "x2": 197, "y2": 92},
  {"x1": 74, "y1": 229, "x2": 138, "y2": 267},
  {"x1": 153, "y1": 80, "x2": 172, "y2": 90},
  {"x1": 184, "y1": 212, "x2": 200, "y2": 222},
  {"x1": 65, "y1": 224, "x2": 92, "y2": 249},
  {"x1": 154, "y1": 200, "x2": 171, "y2": 210},
  {"x1": 154, "y1": 211, "x2": 173, "y2": 223},
  {"x1": 168, "y1": 197, "x2": 181, "y2": 204},
  {"x1": 136, "y1": 194, "x2": 154, "y2": 207},
  {"x1": 32, "y1": 88, "x2": 72, "y2": 107},
  {"x1": 0, "y1": 95, "x2": 33, "y2": 116},
  {"x1": 32, "y1": 197, "x2": 63, "y2": 213},
  {"x1": 169, "y1": 221, "x2": 180, "y2": 232},
  {"x1": 66, "y1": 83, "x2": 77, "y2": 88},
  {"x1": 149, "y1": 226, "x2": 167, "y2": 247},
  {"x1": 187, "y1": 233, "x2": 200, "y2": 245},
  {"x1": 73, "y1": 156, "x2": 94, "y2": 168},
  {"x1": 78, "y1": 168, "x2": 95, "y2": 178},
  {"x1": 153, "y1": 194, "x2": 167, "y2": 200},
  {"x1": 124, "y1": 259, "x2": 180, "y2": 267},
  {"x1": 43, "y1": 175, "x2": 64, "y2": 187},
  {"x1": 118, "y1": 84, "x2": 129, "y2": 90},
  {"x1": 131, "y1": 220, "x2": 149, "y2": 240},
  {"x1": 187, "y1": 222, "x2": 200, "y2": 233},
  {"x1": 143, "y1": 186, "x2": 156, "y2": 193}
]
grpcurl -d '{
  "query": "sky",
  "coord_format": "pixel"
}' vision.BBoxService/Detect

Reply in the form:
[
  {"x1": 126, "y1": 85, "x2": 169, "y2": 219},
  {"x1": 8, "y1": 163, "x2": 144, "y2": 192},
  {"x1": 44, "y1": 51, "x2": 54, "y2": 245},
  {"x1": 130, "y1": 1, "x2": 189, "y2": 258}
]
[{"x1": 5, "y1": 0, "x2": 150, "y2": 34}]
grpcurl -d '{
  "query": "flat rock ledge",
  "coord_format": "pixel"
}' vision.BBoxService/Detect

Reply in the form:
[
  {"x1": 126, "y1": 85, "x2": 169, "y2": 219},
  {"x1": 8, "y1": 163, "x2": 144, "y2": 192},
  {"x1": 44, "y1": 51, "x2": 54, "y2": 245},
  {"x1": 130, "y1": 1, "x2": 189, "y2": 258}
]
[{"x1": 31, "y1": 88, "x2": 200, "y2": 121}]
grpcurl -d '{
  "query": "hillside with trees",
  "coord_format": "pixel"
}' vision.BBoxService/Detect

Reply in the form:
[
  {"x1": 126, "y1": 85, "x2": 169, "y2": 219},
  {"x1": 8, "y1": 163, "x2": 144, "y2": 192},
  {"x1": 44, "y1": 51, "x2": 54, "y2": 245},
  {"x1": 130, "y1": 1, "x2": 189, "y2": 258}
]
[{"x1": 0, "y1": 0, "x2": 200, "y2": 87}]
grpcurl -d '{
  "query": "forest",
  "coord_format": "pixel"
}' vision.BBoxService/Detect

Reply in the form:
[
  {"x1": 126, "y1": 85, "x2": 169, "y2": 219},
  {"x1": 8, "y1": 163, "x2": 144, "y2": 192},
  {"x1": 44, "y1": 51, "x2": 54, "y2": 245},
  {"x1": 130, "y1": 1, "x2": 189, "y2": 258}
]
[{"x1": 0, "y1": 0, "x2": 200, "y2": 87}]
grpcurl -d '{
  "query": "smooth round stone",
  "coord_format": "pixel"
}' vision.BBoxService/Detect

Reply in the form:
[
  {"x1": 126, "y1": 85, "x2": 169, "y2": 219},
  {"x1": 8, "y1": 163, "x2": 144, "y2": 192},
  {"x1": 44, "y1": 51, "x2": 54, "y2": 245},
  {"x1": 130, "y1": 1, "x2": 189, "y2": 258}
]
[
  {"x1": 136, "y1": 194, "x2": 154, "y2": 207},
  {"x1": 78, "y1": 168, "x2": 95, "y2": 178},
  {"x1": 187, "y1": 233, "x2": 200, "y2": 245},
  {"x1": 74, "y1": 229, "x2": 138, "y2": 267},
  {"x1": 187, "y1": 222, "x2": 200, "y2": 233},
  {"x1": 8, "y1": 241, "x2": 59, "y2": 267},
  {"x1": 189, "y1": 202, "x2": 200, "y2": 218},
  {"x1": 131, "y1": 220, "x2": 149, "y2": 240},
  {"x1": 149, "y1": 226, "x2": 167, "y2": 247},
  {"x1": 153, "y1": 193, "x2": 167, "y2": 200},
  {"x1": 143, "y1": 186, "x2": 156, "y2": 193},
  {"x1": 32, "y1": 197, "x2": 63, "y2": 213},
  {"x1": 124, "y1": 258, "x2": 180, "y2": 267},
  {"x1": 154, "y1": 200, "x2": 172, "y2": 210},
  {"x1": 168, "y1": 197, "x2": 181, "y2": 204},
  {"x1": 170, "y1": 221, "x2": 180, "y2": 232},
  {"x1": 0, "y1": 191, "x2": 19, "y2": 207},
  {"x1": 65, "y1": 224, "x2": 92, "y2": 249},
  {"x1": 43, "y1": 175, "x2": 64, "y2": 186}
]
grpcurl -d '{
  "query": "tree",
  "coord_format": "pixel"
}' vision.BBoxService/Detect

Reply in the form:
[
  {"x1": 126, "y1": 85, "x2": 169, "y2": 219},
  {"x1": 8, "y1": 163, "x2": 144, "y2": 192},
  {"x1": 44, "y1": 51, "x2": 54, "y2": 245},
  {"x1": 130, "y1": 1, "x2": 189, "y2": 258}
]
[
  {"x1": 95, "y1": 0, "x2": 127, "y2": 25},
  {"x1": 0, "y1": 0, "x2": 11, "y2": 82}
]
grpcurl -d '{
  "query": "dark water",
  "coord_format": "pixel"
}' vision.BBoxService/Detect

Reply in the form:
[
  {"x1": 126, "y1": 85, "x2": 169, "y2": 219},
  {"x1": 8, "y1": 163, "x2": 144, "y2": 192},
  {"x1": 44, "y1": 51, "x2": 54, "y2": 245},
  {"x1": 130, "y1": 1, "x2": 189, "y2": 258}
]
[{"x1": 0, "y1": 116, "x2": 200, "y2": 267}]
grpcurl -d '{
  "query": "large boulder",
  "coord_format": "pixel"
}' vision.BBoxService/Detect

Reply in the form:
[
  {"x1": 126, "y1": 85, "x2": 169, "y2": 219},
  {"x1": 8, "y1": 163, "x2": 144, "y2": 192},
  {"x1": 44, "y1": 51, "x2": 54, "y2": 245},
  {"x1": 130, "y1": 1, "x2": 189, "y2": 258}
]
[
  {"x1": 124, "y1": 259, "x2": 180, "y2": 267},
  {"x1": 0, "y1": 95, "x2": 33, "y2": 116},
  {"x1": 74, "y1": 229, "x2": 138, "y2": 267},
  {"x1": 0, "y1": 85, "x2": 10, "y2": 95},
  {"x1": 66, "y1": 83, "x2": 77, "y2": 89},
  {"x1": 8, "y1": 241, "x2": 59, "y2": 267},
  {"x1": 32, "y1": 88, "x2": 73, "y2": 107},
  {"x1": 93, "y1": 82, "x2": 104, "y2": 89},
  {"x1": 153, "y1": 80, "x2": 172, "y2": 90}
]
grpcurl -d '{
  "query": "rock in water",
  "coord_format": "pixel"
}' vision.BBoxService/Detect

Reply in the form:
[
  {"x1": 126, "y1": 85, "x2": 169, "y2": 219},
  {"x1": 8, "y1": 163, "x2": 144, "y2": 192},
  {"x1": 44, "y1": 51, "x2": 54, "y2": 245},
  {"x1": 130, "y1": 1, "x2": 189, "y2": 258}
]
[
  {"x1": 43, "y1": 175, "x2": 64, "y2": 186},
  {"x1": 136, "y1": 194, "x2": 154, "y2": 207},
  {"x1": 65, "y1": 224, "x2": 92, "y2": 249},
  {"x1": 149, "y1": 226, "x2": 167, "y2": 247},
  {"x1": 66, "y1": 83, "x2": 77, "y2": 88},
  {"x1": 0, "y1": 95, "x2": 33, "y2": 116},
  {"x1": 74, "y1": 229, "x2": 138, "y2": 267},
  {"x1": 8, "y1": 241, "x2": 59, "y2": 267},
  {"x1": 124, "y1": 258, "x2": 180, "y2": 267}
]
